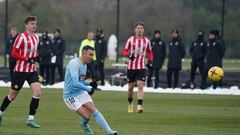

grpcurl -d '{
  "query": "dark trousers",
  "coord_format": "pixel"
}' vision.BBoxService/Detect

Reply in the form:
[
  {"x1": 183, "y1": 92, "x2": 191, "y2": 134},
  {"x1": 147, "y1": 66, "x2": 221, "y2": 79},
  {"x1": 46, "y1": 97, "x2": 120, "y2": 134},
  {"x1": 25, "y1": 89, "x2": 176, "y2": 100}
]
[
  {"x1": 94, "y1": 61, "x2": 105, "y2": 84},
  {"x1": 87, "y1": 62, "x2": 96, "y2": 82},
  {"x1": 190, "y1": 62, "x2": 204, "y2": 84},
  {"x1": 39, "y1": 64, "x2": 50, "y2": 84},
  {"x1": 147, "y1": 68, "x2": 160, "y2": 88},
  {"x1": 167, "y1": 68, "x2": 179, "y2": 88},
  {"x1": 8, "y1": 58, "x2": 16, "y2": 80},
  {"x1": 50, "y1": 64, "x2": 64, "y2": 85}
]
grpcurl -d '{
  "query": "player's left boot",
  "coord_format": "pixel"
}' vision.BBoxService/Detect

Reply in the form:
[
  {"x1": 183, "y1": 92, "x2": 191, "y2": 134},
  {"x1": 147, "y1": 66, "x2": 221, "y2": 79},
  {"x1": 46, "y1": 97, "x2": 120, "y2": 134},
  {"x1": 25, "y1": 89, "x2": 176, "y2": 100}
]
[
  {"x1": 26, "y1": 120, "x2": 41, "y2": 128},
  {"x1": 80, "y1": 121, "x2": 94, "y2": 135},
  {"x1": 107, "y1": 130, "x2": 118, "y2": 135}
]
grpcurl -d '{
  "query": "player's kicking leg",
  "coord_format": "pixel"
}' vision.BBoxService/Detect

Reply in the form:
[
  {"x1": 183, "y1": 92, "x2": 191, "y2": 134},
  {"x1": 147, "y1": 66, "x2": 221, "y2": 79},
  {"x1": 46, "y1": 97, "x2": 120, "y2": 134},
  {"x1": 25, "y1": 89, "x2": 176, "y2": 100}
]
[
  {"x1": 127, "y1": 83, "x2": 134, "y2": 113},
  {"x1": 84, "y1": 102, "x2": 118, "y2": 135},
  {"x1": 26, "y1": 82, "x2": 41, "y2": 128},
  {"x1": 136, "y1": 80, "x2": 144, "y2": 113}
]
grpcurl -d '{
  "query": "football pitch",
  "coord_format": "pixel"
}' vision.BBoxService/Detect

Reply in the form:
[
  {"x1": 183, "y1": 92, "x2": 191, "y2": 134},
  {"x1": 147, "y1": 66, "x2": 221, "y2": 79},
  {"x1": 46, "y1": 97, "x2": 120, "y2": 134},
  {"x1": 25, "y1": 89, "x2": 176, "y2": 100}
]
[{"x1": 0, "y1": 87, "x2": 240, "y2": 135}]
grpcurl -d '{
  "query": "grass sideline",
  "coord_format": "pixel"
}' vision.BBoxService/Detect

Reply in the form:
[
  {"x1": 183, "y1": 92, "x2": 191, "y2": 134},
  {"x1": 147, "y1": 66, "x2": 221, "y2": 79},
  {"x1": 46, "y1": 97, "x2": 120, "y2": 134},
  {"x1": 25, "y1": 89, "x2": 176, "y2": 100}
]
[{"x1": 0, "y1": 87, "x2": 240, "y2": 135}]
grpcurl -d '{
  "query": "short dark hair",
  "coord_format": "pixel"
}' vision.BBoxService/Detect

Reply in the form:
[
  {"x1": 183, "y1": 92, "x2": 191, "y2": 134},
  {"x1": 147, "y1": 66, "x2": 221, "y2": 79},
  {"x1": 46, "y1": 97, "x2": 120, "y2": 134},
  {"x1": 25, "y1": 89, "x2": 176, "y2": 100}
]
[
  {"x1": 134, "y1": 21, "x2": 144, "y2": 28},
  {"x1": 82, "y1": 46, "x2": 94, "y2": 52},
  {"x1": 55, "y1": 29, "x2": 61, "y2": 34},
  {"x1": 24, "y1": 16, "x2": 37, "y2": 24}
]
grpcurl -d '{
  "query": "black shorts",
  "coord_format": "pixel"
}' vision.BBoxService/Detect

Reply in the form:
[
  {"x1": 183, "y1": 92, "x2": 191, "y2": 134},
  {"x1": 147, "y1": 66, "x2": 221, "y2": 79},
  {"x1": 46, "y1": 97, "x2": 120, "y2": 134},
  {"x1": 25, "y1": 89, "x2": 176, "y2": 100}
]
[
  {"x1": 11, "y1": 72, "x2": 39, "y2": 91},
  {"x1": 127, "y1": 69, "x2": 146, "y2": 83}
]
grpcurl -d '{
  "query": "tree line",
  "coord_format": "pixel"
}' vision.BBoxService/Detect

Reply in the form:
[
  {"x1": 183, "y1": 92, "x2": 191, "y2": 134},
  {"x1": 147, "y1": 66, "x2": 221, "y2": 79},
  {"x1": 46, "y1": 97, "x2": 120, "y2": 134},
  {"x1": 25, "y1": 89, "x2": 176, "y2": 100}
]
[{"x1": 0, "y1": 0, "x2": 239, "y2": 58}]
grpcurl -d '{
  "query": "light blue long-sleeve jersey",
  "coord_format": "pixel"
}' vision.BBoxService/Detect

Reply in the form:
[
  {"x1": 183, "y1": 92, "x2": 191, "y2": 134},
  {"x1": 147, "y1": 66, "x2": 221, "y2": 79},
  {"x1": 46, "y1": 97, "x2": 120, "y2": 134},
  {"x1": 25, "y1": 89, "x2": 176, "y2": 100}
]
[{"x1": 63, "y1": 58, "x2": 91, "y2": 99}]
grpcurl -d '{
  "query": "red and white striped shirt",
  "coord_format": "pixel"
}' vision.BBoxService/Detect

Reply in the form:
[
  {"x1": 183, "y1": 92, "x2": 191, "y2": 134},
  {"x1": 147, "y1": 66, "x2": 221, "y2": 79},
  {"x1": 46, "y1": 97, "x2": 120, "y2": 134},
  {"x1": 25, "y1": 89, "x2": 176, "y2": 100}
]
[
  {"x1": 122, "y1": 35, "x2": 153, "y2": 70},
  {"x1": 11, "y1": 32, "x2": 39, "y2": 72}
]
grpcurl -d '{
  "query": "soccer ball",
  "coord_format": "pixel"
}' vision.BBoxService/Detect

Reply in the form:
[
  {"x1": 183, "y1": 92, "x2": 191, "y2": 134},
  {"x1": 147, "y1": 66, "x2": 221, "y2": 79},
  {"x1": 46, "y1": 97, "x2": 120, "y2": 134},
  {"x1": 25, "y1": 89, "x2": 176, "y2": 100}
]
[{"x1": 208, "y1": 66, "x2": 224, "y2": 82}]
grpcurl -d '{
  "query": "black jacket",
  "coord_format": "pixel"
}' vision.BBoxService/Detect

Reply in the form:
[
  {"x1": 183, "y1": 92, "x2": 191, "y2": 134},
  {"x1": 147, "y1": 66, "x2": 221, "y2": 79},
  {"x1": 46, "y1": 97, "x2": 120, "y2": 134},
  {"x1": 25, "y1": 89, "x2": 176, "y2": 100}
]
[
  {"x1": 167, "y1": 37, "x2": 185, "y2": 69},
  {"x1": 189, "y1": 39, "x2": 207, "y2": 66},
  {"x1": 6, "y1": 35, "x2": 18, "y2": 58},
  {"x1": 51, "y1": 36, "x2": 65, "y2": 65},
  {"x1": 150, "y1": 38, "x2": 166, "y2": 68},
  {"x1": 38, "y1": 36, "x2": 52, "y2": 65},
  {"x1": 94, "y1": 35, "x2": 107, "y2": 63},
  {"x1": 205, "y1": 39, "x2": 225, "y2": 69}
]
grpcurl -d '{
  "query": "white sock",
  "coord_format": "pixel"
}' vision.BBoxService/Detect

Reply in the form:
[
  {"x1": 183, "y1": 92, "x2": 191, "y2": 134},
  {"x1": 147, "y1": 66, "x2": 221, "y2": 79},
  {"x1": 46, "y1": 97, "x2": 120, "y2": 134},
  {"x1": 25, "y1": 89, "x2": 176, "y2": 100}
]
[
  {"x1": 28, "y1": 115, "x2": 34, "y2": 120},
  {"x1": 0, "y1": 111, "x2": 3, "y2": 116}
]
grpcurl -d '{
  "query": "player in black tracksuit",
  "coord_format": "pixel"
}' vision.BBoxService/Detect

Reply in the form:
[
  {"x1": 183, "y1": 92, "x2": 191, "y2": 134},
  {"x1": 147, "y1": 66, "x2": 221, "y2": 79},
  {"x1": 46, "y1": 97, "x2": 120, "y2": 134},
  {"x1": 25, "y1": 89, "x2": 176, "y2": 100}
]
[
  {"x1": 167, "y1": 29, "x2": 185, "y2": 88},
  {"x1": 50, "y1": 29, "x2": 65, "y2": 85},
  {"x1": 189, "y1": 31, "x2": 207, "y2": 87},
  {"x1": 38, "y1": 31, "x2": 52, "y2": 85},
  {"x1": 147, "y1": 30, "x2": 166, "y2": 89},
  {"x1": 201, "y1": 30, "x2": 225, "y2": 89},
  {"x1": 6, "y1": 27, "x2": 18, "y2": 80},
  {"x1": 94, "y1": 28, "x2": 107, "y2": 85}
]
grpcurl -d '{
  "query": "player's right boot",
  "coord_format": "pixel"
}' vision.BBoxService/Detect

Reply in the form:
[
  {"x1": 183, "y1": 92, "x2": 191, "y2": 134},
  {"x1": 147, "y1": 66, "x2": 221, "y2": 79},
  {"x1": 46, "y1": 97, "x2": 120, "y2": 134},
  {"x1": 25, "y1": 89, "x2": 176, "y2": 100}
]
[
  {"x1": 128, "y1": 103, "x2": 133, "y2": 113},
  {"x1": 137, "y1": 105, "x2": 144, "y2": 113},
  {"x1": 80, "y1": 121, "x2": 94, "y2": 135},
  {"x1": 26, "y1": 120, "x2": 41, "y2": 128},
  {"x1": 107, "y1": 130, "x2": 118, "y2": 135}
]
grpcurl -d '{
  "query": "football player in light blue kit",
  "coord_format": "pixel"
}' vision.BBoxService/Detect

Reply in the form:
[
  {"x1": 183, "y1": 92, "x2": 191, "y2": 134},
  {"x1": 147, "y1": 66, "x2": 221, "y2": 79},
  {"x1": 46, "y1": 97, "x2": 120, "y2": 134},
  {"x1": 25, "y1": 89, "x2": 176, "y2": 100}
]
[{"x1": 63, "y1": 46, "x2": 118, "y2": 135}]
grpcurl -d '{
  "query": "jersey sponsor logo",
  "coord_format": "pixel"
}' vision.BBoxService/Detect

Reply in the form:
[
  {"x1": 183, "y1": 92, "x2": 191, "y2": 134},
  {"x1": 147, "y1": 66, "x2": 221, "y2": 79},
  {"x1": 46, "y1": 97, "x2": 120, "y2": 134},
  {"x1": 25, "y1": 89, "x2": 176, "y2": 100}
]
[
  {"x1": 200, "y1": 42, "x2": 203, "y2": 46},
  {"x1": 170, "y1": 42, "x2": 173, "y2": 46},
  {"x1": 58, "y1": 40, "x2": 61, "y2": 43},
  {"x1": 27, "y1": 46, "x2": 38, "y2": 53},
  {"x1": 194, "y1": 42, "x2": 197, "y2": 46},
  {"x1": 175, "y1": 42, "x2": 178, "y2": 46},
  {"x1": 159, "y1": 41, "x2": 162, "y2": 45}
]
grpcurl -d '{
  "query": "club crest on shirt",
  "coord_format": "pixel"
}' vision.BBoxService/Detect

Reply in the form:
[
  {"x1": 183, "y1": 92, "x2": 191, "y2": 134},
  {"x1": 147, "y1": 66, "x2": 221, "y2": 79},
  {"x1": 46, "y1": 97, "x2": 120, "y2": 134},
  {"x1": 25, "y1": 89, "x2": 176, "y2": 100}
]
[
  {"x1": 14, "y1": 84, "x2": 18, "y2": 89},
  {"x1": 79, "y1": 75, "x2": 86, "y2": 81},
  {"x1": 213, "y1": 42, "x2": 216, "y2": 46}
]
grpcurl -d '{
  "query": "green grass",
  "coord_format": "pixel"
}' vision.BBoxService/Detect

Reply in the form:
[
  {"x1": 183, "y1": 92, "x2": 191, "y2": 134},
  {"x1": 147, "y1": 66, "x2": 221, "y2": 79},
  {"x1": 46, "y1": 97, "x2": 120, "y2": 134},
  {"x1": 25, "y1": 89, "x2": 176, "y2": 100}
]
[{"x1": 0, "y1": 87, "x2": 240, "y2": 135}]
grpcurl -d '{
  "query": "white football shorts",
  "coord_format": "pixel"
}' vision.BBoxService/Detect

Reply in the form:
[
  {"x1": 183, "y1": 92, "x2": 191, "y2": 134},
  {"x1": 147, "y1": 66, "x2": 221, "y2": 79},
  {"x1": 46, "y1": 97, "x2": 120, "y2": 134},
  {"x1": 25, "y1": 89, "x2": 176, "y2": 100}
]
[{"x1": 64, "y1": 91, "x2": 93, "y2": 111}]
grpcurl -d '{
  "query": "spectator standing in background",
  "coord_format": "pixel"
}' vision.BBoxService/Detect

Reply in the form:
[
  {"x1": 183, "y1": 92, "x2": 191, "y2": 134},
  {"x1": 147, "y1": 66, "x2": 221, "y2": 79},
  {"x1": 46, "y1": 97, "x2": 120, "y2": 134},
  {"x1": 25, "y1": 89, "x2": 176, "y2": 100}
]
[
  {"x1": 50, "y1": 29, "x2": 65, "y2": 85},
  {"x1": 94, "y1": 27, "x2": 107, "y2": 85},
  {"x1": 147, "y1": 30, "x2": 166, "y2": 89},
  {"x1": 167, "y1": 29, "x2": 185, "y2": 88}
]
